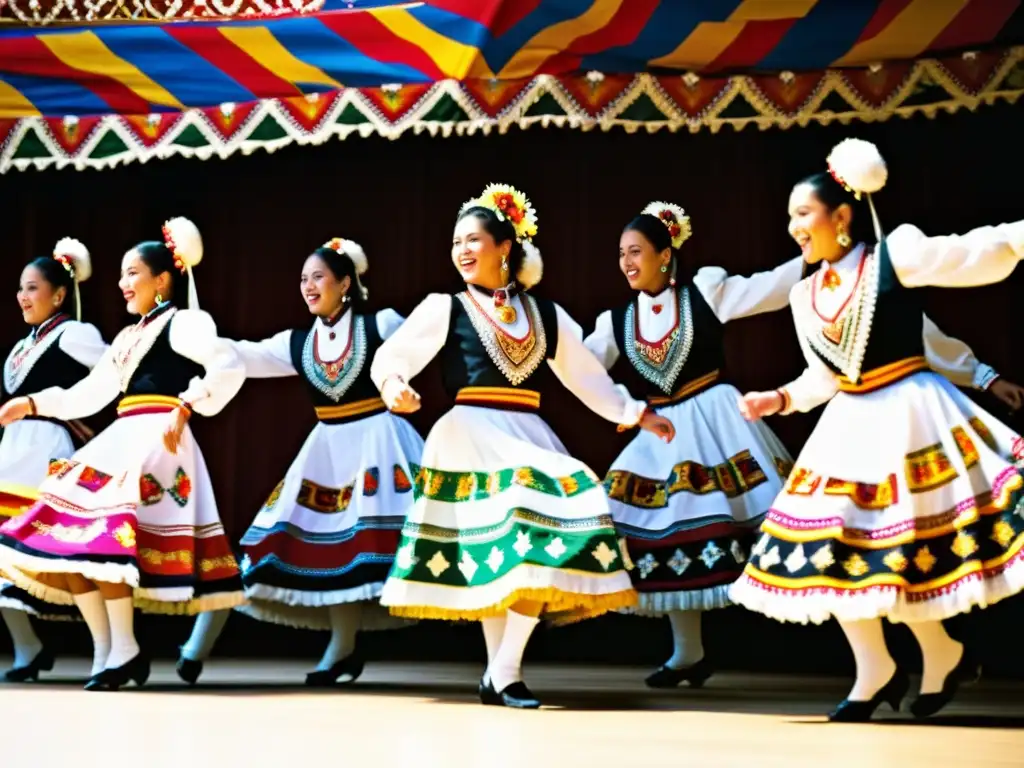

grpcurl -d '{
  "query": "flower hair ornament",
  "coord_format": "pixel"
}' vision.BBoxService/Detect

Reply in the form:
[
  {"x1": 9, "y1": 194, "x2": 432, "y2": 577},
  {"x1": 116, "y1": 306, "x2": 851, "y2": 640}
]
[
  {"x1": 323, "y1": 237, "x2": 370, "y2": 300},
  {"x1": 460, "y1": 183, "x2": 543, "y2": 324},
  {"x1": 161, "y1": 217, "x2": 203, "y2": 310},
  {"x1": 52, "y1": 237, "x2": 92, "y2": 322},
  {"x1": 642, "y1": 201, "x2": 692, "y2": 287},
  {"x1": 826, "y1": 138, "x2": 888, "y2": 243}
]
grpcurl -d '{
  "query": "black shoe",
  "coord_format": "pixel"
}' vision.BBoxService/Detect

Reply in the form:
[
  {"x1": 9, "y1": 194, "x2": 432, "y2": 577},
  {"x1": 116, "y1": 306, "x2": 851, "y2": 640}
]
[
  {"x1": 4, "y1": 647, "x2": 55, "y2": 683},
  {"x1": 481, "y1": 678, "x2": 541, "y2": 709},
  {"x1": 84, "y1": 654, "x2": 151, "y2": 692},
  {"x1": 828, "y1": 668, "x2": 910, "y2": 722},
  {"x1": 644, "y1": 657, "x2": 714, "y2": 689},
  {"x1": 176, "y1": 655, "x2": 203, "y2": 685},
  {"x1": 305, "y1": 654, "x2": 365, "y2": 687},
  {"x1": 479, "y1": 676, "x2": 502, "y2": 706},
  {"x1": 909, "y1": 647, "x2": 981, "y2": 719}
]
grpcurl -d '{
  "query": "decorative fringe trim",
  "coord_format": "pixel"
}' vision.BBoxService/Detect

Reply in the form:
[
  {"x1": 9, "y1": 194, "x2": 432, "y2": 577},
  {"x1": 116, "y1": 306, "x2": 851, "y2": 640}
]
[
  {"x1": 134, "y1": 589, "x2": 246, "y2": 616},
  {"x1": 729, "y1": 553, "x2": 1024, "y2": 626},
  {"x1": 234, "y1": 582, "x2": 395, "y2": 631},
  {"x1": 0, "y1": 550, "x2": 139, "y2": 605},
  {"x1": 620, "y1": 585, "x2": 734, "y2": 617},
  {"x1": 385, "y1": 585, "x2": 637, "y2": 623},
  {"x1": 245, "y1": 581, "x2": 384, "y2": 608}
]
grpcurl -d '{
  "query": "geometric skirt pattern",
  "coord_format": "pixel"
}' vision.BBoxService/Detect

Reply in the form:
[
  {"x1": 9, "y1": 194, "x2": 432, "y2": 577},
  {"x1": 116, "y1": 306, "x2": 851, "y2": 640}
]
[{"x1": 730, "y1": 373, "x2": 1024, "y2": 625}]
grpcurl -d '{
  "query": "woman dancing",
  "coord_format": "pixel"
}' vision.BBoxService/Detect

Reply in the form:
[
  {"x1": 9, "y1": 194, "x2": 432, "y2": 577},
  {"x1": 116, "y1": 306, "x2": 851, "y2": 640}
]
[
  {"x1": 0, "y1": 219, "x2": 246, "y2": 690},
  {"x1": 585, "y1": 202, "x2": 801, "y2": 687},
  {"x1": 0, "y1": 238, "x2": 106, "y2": 681},
  {"x1": 370, "y1": 183, "x2": 675, "y2": 708},
  {"x1": 175, "y1": 238, "x2": 423, "y2": 686},
  {"x1": 731, "y1": 139, "x2": 1024, "y2": 721}
]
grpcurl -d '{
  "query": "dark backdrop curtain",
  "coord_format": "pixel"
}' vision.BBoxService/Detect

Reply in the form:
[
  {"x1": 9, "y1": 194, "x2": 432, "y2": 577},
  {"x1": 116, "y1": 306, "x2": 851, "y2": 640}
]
[{"x1": 1, "y1": 103, "x2": 1021, "y2": 678}]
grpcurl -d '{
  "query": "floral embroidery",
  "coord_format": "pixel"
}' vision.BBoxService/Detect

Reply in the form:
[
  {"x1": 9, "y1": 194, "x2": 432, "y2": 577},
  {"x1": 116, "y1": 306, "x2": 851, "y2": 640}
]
[
  {"x1": 76, "y1": 466, "x2": 113, "y2": 493},
  {"x1": 263, "y1": 480, "x2": 284, "y2": 509},
  {"x1": 605, "y1": 450, "x2": 768, "y2": 508},
  {"x1": 905, "y1": 444, "x2": 958, "y2": 494},
  {"x1": 301, "y1": 315, "x2": 366, "y2": 403},
  {"x1": 363, "y1": 467, "x2": 380, "y2": 497},
  {"x1": 296, "y1": 478, "x2": 355, "y2": 513},
  {"x1": 951, "y1": 426, "x2": 980, "y2": 468},
  {"x1": 169, "y1": 468, "x2": 192, "y2": 507},
  {"x1": 48, "y1": 458, "x2": 79, "y2": 479},
  {"x1": 456, "y1": 292, "x2": 547, "y2": 386},
  {"x1": 138, "y1": 469, "x2": 191, "y2": 507},
  {"x1": 393, "y1": 464, "x2": 413, "y2": 494},
  {"x1": 113, "y1": 521, "x2": 137, "y2": 550},
  {"x1": 139, "y1": 474, "x2": 164, "y2": 505}
]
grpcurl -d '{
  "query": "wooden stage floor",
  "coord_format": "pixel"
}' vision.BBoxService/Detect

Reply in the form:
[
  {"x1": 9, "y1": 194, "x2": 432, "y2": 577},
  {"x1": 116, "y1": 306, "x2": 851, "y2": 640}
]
[{"x1": 2, "y1": 659, "x2": 1022, "y2": 767}]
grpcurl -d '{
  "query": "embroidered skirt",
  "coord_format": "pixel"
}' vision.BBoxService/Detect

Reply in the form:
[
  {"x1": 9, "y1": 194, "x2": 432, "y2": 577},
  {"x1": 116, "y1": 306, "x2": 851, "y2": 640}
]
[
  {"x1": 608, "y1": 383, "x2": 792, "y2": 615},
  {"x1": 730, "y1": 371, "x2": 1024, "y2": 624},
  {"x1": 0, "y1": 397, "x2": 244, "y2": 615},
  {"x1": 378, "y1": 403, "x2": 637, "y2": 623},
  {"x1": 236, "y1": 411, "x2": 423, "y2": 631},
  {"x1": 0, "y1": 419, "x2": 78, "y2": 620}
]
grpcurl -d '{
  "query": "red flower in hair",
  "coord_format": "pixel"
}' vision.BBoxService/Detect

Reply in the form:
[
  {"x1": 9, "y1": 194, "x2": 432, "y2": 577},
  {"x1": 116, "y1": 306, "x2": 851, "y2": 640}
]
[
  {"x1": 162, "y1": 225, "x2": 187, "y2": 274},
  {"x1": 493, "y1": 193, "x2": 524, "y2": 224}
]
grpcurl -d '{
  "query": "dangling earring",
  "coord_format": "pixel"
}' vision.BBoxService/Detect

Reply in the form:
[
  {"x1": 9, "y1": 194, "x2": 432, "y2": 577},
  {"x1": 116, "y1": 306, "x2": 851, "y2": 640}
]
[
  {"x1": 155, "y1": 293, "x2": 164, "y2": 305},
  {"x1": 836, "y1": 225, "x2": 852, "y2": 249}
]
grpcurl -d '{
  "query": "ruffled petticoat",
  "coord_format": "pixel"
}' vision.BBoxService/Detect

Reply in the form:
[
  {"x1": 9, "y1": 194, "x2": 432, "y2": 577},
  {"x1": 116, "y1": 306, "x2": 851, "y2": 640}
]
[
  {"x1": 608, "y1": 383, "x2": 792, "y2": 615},
  {"x1": 730, "y1": 371, "x2": 1024, "y2": 624},
  {"x1": 379, "y1": 404, "x2": 637, "y2": 624},
  {"x1": 0, "y1": 397, "x2": 244, "y2": 615},
  {"x1": 236, "y1": 411, "x2": 422, "y2": 631}
]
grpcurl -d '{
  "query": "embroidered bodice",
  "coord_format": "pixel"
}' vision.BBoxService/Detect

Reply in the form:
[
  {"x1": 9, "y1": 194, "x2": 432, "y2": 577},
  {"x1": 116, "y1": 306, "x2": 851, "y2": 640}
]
[
  {"x1": 790, "y1": 240, "x2": 924, "y2": 382},
  {"x1": 116, "y1": 305, "x2": 205, "y2": 398},
  {"x1": 610, "y1": 283, "x2": 724, "y2": 397},
  {"x1": 288, "y1": 312, "x2": 383, "y2": 406},
  {"x1": 3, "y1": 314, "x2": 91, "y2": 399},
  {"x1": 440, "y1": 289, "x2": 559, "y2": 394}
]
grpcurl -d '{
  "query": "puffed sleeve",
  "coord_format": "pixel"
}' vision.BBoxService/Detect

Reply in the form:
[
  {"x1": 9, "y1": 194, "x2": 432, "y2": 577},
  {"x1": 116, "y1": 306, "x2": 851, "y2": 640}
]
[
  {"x1": 888, "y1": 221, "x2": 1024, "y2": 288},
  {"x1": 692, "y1": 257, "x2": 804, "y2": 323},
  {"x1": 31, "y1": 342, "x2": 121, "y2": 420},
  {"x1": 547, "y1": 304, "x2": 647, "y2": 427},
  {"x1": 922, "y1": 315, "x2": 999, "y2": 391},
  {"x1": 370, "y1": 294, "x2": 451, "y2": 408},
  {"x1": 375, "y1": 309, "x2": 405, "y2": 341},
  {"x1": 169, "y1": 310, "x2": 246, "y2": 416},
  {"x1": 229, "y1": 331, "x2": 297, "y2": 379},
  {"x1": 57, "y1": 321, "x2": 108, "y2": 369},
  {"x1": 583, "y1": 310, "x2": 619, "y2": 371}
]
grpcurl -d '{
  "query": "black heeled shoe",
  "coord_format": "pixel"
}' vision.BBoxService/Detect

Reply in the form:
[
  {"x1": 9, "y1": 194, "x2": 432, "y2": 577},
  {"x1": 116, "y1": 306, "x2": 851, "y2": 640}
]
[
  {"x1": 479, "y1": 676, "x2": 502, "y2": 706},
  {"x1": 4, "y1": 647, "x2": 55, "y2": 683},
  {"x1": 305, "y1": 653, "x2": 365, "y2": 687},
  {"x1": 828, "y1": 668, "x2": 910, "y2": 722},
  {"x1": 644, "y1": 657, "x2": 714, "y2": 689},
  {"x1": 480, "y1": 677, "x2": 541, "y2": 709},
  {"x1": 176, "y1": 655, "x2": 203, "y2": 685},
  {"x1": 84, "y1": 654, "x2": 151, "y2": 692},
  {"x1": 909, "y1": 647, "x2": 981, "y2": 719}
]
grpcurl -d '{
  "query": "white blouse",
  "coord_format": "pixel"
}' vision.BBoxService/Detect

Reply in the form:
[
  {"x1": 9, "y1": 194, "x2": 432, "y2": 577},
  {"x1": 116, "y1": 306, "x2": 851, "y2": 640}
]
[
  {"x1": 781, "y1": 221, "x2": 1024, "y2": 413},
  {"x1": 585, "y1": 258, "x2": 804, "y2": 370},
  {"x1": 228, "y1": 309, "x2": 404, "y2": 378},
  {"x1": 31, "y1": 309, "x2": 245, "y2": 420},
  {"x1": 370, "y1": 287, "x2": 647, "y2": 427},
  {"x1": 4, "y1": 320, "x2": 107, "y2": 396}
]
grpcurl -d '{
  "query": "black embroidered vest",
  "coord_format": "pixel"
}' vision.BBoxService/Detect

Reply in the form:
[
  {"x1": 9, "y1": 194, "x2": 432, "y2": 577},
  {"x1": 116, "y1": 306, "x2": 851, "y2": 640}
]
[
  {"x1": 123, "y1": 321, "x2": 205, "y2": 399},
  {"x1": 609, "y1": 283, "x2": 725, "y2": 402},
  {"x1": 440, "y1": 292, "x2": 560, "y2": 397},
  {"x1": 3, "y1": 323, "x2": 90, "y2": 401},
  {"x1": 287, "y1": 312, "x2": 384, "y2": 408}
]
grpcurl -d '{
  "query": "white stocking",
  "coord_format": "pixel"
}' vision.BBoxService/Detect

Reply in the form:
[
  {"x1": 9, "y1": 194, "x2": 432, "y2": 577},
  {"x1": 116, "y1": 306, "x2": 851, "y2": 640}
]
[
  {"x1": 317, "y1": 602, "x2": 362, "y2": 671},
  {"x1": 665, "y1": 610, "x2": 704, "y2": 669},
  {"x1": 1, "y1": 608, "x2": 43, "y2": 668},
  {"x1": 480, "y1": 615, "x2": 507, "y2": 682},
  {"x1": 486, "y1": 610, "x2": 539, "y2": 693},
  {"x1": 73, "y1": 591, "x2": 111, "y2": 676},
  {"x1": 181, "y1": 609, "x2": 230, "y2": 662},
  {"x1": 837, "y1": 618, "x2": 896, "y2": 701},
  {"x1": 906, "y1": 620, "x2": 963, "y2": 694},
  {"x1": 103, "y1": 597, "x2": 140, "y2": 670}
]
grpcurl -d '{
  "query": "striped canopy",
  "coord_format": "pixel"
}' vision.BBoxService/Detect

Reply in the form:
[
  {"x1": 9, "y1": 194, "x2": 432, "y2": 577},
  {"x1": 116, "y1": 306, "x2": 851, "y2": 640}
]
[{"x1": 1, "y1": 0, "x2": 1021, "y2": 118}]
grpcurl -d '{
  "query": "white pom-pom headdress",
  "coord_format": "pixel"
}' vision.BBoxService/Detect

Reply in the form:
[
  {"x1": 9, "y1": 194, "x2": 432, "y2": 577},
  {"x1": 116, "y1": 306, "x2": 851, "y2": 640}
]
[
  {"x1": 826, "y1": 138, "x2": 888, "y2": 242},
  {"x1": 641, "y1": 201, "x2": 692, "y2": 249},
  {"x1": 53, "y1": 237, "x2": 91, "y2": 321},
  {"x1": 162, "y1": 217, "x2": 203, "y2": 310},
  {"x1": 323, "y1": 237, "x2": 369, "y2": 299},
  {"x1": 517, "y1": 241, "x2": 543, "y2": 290}
]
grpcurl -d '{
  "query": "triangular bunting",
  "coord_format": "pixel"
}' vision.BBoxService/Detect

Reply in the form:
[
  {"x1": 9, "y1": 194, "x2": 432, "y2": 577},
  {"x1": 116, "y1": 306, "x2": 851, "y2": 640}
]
[
  {"x1": 814, "y1": 90, "x2": 857, "y2": 116},
  {"x1": 247, "y1": 114, "x2": 288, "y2": 142},
  {"x1": 336, "y1": 103, "x2": 370, "y2": 126},
  {"x1": 279, "y1": 92, "x2": 338, "y2": 133},
  {"x1": 655, "y1": 76, "x2": 729, "y2": 119},
  {"x1": 842, "y1": 64, "x2": 913, "y2": 108},
  {"x1": 936, "y1": 51, "x2": 1006, "y2": 96},
  {"x1": 420, "y1": 94, "x2": 470, "y2": 123},
  {"x1": 88, "y1": 129, "x2": 130, "y2": 160},
  {"x1": 171, "y1": 124, "x2": 211, "y2": 150},
  {"x1": 10, "y1": 125, "x2": 52, "y2": 160},
  {"x1": 715, "y1": 92, "x2": 761, "y2": 120},
  {"x1": 523, "y1": 93, "x2": 567, "y2": 117},
  {"x1": 203, "y1": 102, "x2": 259, "y2": 141},
  {"x1": 44, "y1": 116, "x2": 101, "y2": 156},
  {"x1": 559, "y1": 74, "x2": 634, "y2": 118},
  {"x1": 361, "y1": 84, "x2": 433, "y2": 124},
  {"x1": 617, "y1": 92, "x2": 668, "y2": 122},
  {"x1": 462, "y1": 78, "x2": 533, "y2": 118},
  {"x1": 121, "y1": 113, "x2": 183, "y2": 148},
  {"x1": 748, "y1": 74, "x2": 825, "y2": 118}
]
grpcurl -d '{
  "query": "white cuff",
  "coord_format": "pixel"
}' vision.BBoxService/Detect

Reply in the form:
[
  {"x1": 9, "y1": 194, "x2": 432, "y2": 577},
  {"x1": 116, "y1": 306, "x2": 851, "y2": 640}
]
[{"x1": 974, "y1": 364, "x2": 999, "y2": 391}]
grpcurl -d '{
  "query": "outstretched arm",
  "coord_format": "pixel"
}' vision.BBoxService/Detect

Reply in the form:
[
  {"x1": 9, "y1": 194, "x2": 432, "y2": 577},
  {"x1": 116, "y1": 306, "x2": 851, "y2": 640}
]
[
  {"x1": 889, "y1": 221, "x2": 1024, "y2": 288},
  {"x1": 693, "y1": 257, "x2": 804, "y2": 323},
  {"x1": 229, "y1": 331, "x2": 297, "y2": 379}
]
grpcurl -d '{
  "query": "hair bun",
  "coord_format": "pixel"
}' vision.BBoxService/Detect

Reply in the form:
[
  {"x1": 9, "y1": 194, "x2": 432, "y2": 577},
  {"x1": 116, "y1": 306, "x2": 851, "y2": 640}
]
[
  {"x1": 53, "y1": 237, "x2": 92, "y2": 283},
  {"x1": 826, "y1": 139, "x2": 888, "y2": 197},
  {"x1": 517, "y1": 241, "x2": 543, "y2": 289},
  {"x1": 162, "y1": 217, "x2": 203, "y2": 269}
]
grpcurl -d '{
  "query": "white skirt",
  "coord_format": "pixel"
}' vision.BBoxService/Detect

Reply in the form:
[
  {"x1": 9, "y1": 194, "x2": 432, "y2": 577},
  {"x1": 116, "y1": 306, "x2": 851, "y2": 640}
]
[
  {"x1": 608, "y1": 383, "x2": 792, "y2": 615},
  {"x1": 0, "y1": 419, "x2": 79, "y2": 620},
  {"x1": 0, "y1": 405, "x2": 244, "y2": 615},
  {"x1": 379, "y1": 404, "x2": 637, "y2": 623},
  {"x1": 730, "y1": 371, "x2": 1024, "y2": 624},
  {"x1": 236, "y1": 411, "x2": 423, "y2": 631}
]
